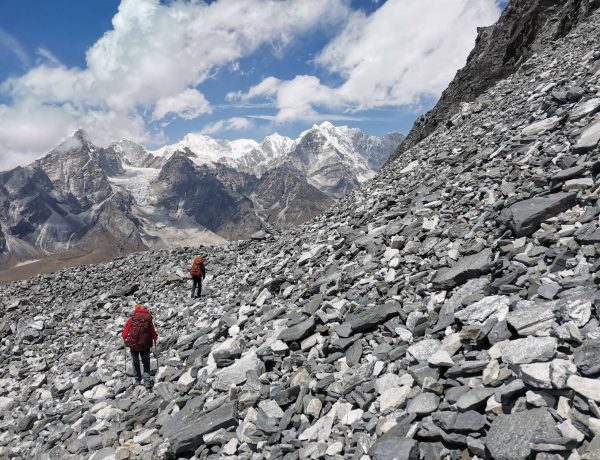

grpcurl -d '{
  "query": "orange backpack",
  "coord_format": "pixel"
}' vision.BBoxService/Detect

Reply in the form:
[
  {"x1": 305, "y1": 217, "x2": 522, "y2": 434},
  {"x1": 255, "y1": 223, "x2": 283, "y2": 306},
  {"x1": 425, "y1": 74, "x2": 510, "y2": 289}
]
[{"x1": 189, "y1": 257, "x2": 205, "y2": 277}]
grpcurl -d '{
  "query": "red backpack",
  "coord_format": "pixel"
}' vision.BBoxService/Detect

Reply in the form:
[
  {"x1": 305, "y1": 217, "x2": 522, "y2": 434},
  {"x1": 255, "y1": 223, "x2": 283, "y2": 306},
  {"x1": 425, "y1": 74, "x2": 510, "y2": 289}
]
[
  {"x1": 125, "y1": 310, "x2": 153, "y2": 352},
  {"x1": 189, "y1": 257, "x2": 205, "y2": 277}
]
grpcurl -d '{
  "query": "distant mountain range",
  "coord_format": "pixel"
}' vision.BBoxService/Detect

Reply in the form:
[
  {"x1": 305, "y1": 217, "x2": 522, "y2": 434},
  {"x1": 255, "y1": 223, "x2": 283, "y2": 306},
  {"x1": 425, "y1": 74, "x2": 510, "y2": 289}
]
[{"x1": 0, "y1": 123, "x2": 403, "y2": 274}]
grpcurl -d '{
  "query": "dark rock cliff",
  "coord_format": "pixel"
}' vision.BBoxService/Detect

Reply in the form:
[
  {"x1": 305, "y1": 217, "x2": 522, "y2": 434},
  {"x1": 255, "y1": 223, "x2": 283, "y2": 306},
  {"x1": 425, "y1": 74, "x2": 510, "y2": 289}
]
[{"x1": 388, "y1": 0, "x2": 600, "y2": 163}]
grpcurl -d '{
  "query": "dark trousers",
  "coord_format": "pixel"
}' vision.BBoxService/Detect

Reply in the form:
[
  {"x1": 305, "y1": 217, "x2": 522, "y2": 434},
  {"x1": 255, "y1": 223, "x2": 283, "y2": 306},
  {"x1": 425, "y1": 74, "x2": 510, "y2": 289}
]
[
  {"x1": 192, "y1": 276, "x2": 203, "y2": 298},
  {"x1": 130, "y1": 349, "x2": 151, "y2": 379}
]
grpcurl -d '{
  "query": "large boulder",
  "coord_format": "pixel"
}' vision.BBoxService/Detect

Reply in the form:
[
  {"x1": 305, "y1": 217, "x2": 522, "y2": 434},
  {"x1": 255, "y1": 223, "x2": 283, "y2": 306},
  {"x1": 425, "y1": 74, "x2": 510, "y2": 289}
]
[{"x1": 502, "y1": 192, "x2": 577, "y2": 237}]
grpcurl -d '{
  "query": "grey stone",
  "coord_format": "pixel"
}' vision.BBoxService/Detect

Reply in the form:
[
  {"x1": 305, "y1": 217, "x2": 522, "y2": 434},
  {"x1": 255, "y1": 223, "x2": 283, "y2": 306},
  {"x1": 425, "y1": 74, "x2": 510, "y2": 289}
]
[
  {"x1": 504, "y1": 192, "x2": 577, "y2": 237},
  {"x1": 432, "y1": 248, "x2": 492, "y2": 290},
  {"x1": 370, "y1": 436, "x2": 419, "y2": 460},
  {"x1": 501, "y1": 337, "x2": 557, "y2": 365},
  {"x1": 574, "y1": 118, "x2": 600, "y2": 153},
  {"x1": 278, "y1": 317, "x2": 316, "y2": 342},
  {"x1": 406, "y1": 392, "x2": 439, "y2": 415},
  {"x1": 341, "y1": 302, "x2": 400, "y2": 333},
  {"x1": 213, "y1": 351, "x2": 264, "y2": 391},
  {"x1": 485, "y1": 408, "x2": 559, "y2": 460},
  {"x1": 455, "y1": 295, "x2": 509, "y2": 325},
  {"x1": 453, "y1": 410, "x2": 486, "y2": 433},
  {"x1": 570, "y1": 97, "x2": 600, "y2": 121},
  {"x1": 160, "y1": 402, "x2": 238, "y2": 455},
  {"x1": 574, "y1": 339, "x2": 600, "y2": 376},
  {"x1": 507, "y1": 301, "x2": 555, "y2": 335},
  {"x1": 567, "y1": 375, "x2": 600, "y2": 402},
  {"x1": 456, "y1": 387, "x2": 494, "y2": 411}
]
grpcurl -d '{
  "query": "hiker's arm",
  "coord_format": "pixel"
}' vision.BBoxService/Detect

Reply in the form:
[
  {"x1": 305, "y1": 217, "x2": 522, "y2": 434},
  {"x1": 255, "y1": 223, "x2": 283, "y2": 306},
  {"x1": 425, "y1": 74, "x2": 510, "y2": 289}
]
[{"x1": 122, "y1": 318, "x2": 131, "y2": 340}]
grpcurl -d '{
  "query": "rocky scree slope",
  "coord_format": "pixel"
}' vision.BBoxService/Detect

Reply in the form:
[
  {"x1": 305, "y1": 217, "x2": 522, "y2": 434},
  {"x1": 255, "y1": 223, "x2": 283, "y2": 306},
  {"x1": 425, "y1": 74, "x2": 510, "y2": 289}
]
[
  {"x1": 389, "y1": 0, "x2": 600, "y2": 164},
  {"x1": 4, "y1": 7, "x2": 600, "y2": 460}
]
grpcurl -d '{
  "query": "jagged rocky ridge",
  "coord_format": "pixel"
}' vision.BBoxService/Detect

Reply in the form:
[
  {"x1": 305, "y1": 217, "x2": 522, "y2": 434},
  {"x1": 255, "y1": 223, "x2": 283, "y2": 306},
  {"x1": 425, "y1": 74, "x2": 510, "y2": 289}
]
[
  {"x1": 3, "y1": 5, "x2": 600, "y2": 460},
  {"x1": 389, "y1": 0, "x2": 600, "y2": 164},
  {"x1": 0, "y1": 124, "x2": 401, "y2": 275}
]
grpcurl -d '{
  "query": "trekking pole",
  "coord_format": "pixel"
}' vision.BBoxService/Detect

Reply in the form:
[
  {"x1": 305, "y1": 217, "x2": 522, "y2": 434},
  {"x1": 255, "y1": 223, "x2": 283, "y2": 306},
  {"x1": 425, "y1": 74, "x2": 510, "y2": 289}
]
[
  {"x1": 124, "y1": 341, "x2": 128, "y2": 376},
  {"x1": 154, "y1": 342, "x2": 159, "y2": 375}
]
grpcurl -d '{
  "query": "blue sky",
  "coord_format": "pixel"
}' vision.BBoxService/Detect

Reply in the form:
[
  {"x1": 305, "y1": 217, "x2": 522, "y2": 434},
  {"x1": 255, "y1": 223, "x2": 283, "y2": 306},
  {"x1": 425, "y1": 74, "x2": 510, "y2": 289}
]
[{"x1": 0, "y1": 0, "x2": 507, "y2": 170}]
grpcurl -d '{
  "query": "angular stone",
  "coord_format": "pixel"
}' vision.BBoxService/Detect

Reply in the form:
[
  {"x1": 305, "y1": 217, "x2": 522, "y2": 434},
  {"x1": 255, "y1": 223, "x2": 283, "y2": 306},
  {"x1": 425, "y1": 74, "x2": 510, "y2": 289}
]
[
  {"x1": 375, "y1": 373, "x2": 404, "y2": 395},
  {"x1": 567, "y1": 375, "x2": 600, "y2": 402},
  {"x1": 501, "y1": 337, "x2": 557, "y2": 365},
  {"x1": 89, "y1": 448, "x2": 117, "y2": 460},
  {"x1": 452, "y1": 410, "x2": 486, "y2": 433},
  {"x1": 406, "y1": 392, "x2": 439, "y2": 415},
  {"x1": 432, "y1": 248, "x2": 492, "y2": 290},
  {"x1": 407, "y1": 339, "x2": 441, "y2": 362},
  {"x1": 574, "y1": 118, "x2": 600, "y2": 153},
  {"x1": 342, "y1": 302, "x2": 400, "y2": 334},
  {"x1": 370, "y1": 436, "x2": 419, "y2": 460},
  {"x1": 160, "y1": 402, "x2": 238, "y2": 455},
  {"x1": 574, "y1": 339, "x2": 600, "y2": 376},
  {"x1": 504, "y1": 193, "x2": 577, "y2": 237},
  {"x1": 456, "y1": 387, "x2": 494, "y2": 411},
  {"x1": 278, "y1": 317, "x2": 315, "y2": 342},
  {"x1": 570, "y1": 98, "x2": 600, "y2": 121},
  {"x1": 379, "y1": 386, "x2": 411, "y2": 414},
  {"x1": 213, "y1": 351, "x2": 264, "y2": 391},
  {"x1": 521, "y1": 116, "x2": 562, "y2": 136},
  {"x1": 485, "y1": 408, "x2": 559, "y2": 460},
  {"x1": 507, "y1": 302, "x2": 555, "y2": 336},
  {"x1": 0, "y1": 397, "x2": 15, "y2": 412},
  {"x1": 455, "y1": 295, "x2": 509, "y2": 325}
]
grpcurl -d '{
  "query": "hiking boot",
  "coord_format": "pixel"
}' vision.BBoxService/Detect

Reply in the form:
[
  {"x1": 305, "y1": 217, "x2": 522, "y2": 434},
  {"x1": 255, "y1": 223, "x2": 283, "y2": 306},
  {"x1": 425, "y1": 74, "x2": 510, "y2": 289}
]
[
  {"x1": 143, "y1": 378, "x2": 154, "y2": 388},
  {"x1": 133, "y1": 377, "x2": 142, "y2": 385}
]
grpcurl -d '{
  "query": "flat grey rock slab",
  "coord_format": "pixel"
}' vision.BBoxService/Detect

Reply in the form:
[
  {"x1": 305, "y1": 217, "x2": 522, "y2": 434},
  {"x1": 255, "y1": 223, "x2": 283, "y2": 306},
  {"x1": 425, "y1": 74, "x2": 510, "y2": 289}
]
[
  {"x1": 501, "y1": 337, "x2": 557, "y2": 365},
  {"x1": 160, "y1": 402, "x2": 238, "y2": 455},
  {"x1": 574, "y1": 339, "x2": 600, "y2": 376},
  {"x1": 570, "y1": 98, "x2": 600, "y2": 121},
  {"x1": 574, "y1": 118, "x2": 600, "y2": 153},
  {"x1": 503, "y1": 192, "x2": 577, "y2": 237},
  {"x1": 485, "y1": 408, "x2": 559, "y2": 460},
  {"x1": 455, "y1": 295, "x2": 509, "y2": 325},
  {"x1": 278, "y1": 317, "x2": 315, "y2": 342},
  {"x1": 432, "y1": 248, "x2": 492, "y2": 290},
  {"x1": 370, "y1": 436, "x2": 419, "y2": 460},
  {"x1": 213, "y1": 351, "x2": 264, "y2": 390},
  {"x1": 342, "y1": 302, "x2": 400, "y2": 334}
]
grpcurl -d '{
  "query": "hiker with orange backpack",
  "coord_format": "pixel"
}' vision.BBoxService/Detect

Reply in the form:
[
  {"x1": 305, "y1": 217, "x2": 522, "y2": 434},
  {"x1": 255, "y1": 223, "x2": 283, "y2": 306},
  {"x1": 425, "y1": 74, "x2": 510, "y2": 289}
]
[
  {"x1": 122, "y1": 304, "x2": 158, "y2": 386},
  {"x1": 189, "y1": 256, "x2": 206, "y2": 298}
]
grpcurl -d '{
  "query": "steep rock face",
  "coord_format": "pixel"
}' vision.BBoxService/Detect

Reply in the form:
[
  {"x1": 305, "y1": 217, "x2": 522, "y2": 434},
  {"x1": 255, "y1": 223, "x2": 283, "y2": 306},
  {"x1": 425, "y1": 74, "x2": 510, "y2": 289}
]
[
  {"x1": 284, "y1": 122, "x2": 382, "y2": 197},
  {"x1": 75, "y1": 192, "x2": 146, "y2": 255},
  {"x1": 34, "y1": 129, "x2": 114, "y2": 207},
  {"x1": 0, "y1": 166, "x2": 84, "y2": 254},
  {"x1": 153, "y1": 154, "x2": 261, "y2": 238},
  {"x1": 390, "y1": 0, "x2": 600, "y2": 163},
  {"x1": 251, "y1": 165, "x2": 334, "y2": 228},
  {"x1": 0, "y1": 226, "x2": 5, "y2": 254}
]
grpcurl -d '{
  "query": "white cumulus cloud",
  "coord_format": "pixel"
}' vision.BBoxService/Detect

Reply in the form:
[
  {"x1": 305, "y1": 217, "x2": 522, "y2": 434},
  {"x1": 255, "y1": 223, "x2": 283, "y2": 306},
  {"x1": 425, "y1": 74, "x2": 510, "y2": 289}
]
[
  {"x1": 201, "y1": 117, "x2": 253, "y2": 135},
  {"x1": 0, "y1": 0, "x2": 350, "y2": 170},
  {"x1": 152, "y1": 89, "x2": 212, "y2": 121},
  {"x1": 233, "y1": 0, "x2": 502, "y2": 121}
]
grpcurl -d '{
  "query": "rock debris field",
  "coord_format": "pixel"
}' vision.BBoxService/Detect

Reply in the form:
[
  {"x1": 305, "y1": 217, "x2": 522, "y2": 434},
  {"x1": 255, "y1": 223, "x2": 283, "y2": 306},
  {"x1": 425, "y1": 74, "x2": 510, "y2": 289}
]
[{"x1": 4, "y1": 7, "x2": 600, "y2": 460}]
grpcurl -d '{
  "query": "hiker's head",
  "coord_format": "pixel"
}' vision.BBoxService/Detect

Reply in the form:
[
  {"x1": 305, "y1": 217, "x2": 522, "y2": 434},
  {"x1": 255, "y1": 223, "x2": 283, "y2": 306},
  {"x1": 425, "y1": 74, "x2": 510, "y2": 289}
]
[{"x1": 134, "y1": 304, "x2": 144, "y2": 312}]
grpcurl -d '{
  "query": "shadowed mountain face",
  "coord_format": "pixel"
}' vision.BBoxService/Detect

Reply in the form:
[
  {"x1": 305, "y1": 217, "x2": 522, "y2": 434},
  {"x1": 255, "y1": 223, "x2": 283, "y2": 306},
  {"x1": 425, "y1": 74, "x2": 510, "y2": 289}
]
[{"x1": 0, "y1": 125, "x2": 402, "y2": 274}]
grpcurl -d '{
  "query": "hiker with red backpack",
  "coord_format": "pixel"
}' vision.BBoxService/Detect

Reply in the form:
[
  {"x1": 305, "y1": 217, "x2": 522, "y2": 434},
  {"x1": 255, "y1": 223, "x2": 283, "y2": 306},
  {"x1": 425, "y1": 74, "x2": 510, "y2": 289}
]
[
  {"x1": 122, "y1": 304, "x2": 158, "y2": 386},
  {"x1": 189, "y1": 256, "x2": 206, "y2": 298}
]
